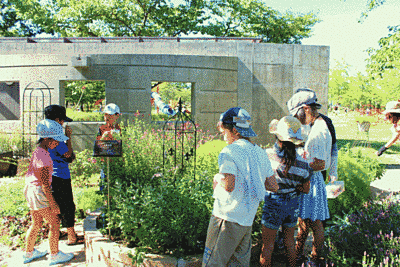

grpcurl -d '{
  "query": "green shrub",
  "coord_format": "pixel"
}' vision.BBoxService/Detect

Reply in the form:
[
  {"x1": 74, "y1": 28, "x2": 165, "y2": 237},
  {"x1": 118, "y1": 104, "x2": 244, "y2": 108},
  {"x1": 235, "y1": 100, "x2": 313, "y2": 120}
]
[
  {"x1": 74, "y1": 186, "x2": 103, "y2": 213},
  {"x1": 326, "y1": 196, "x2": 400, "y2": 266},
  {"x1": 108, "y1": 171, "x2": 213, "y2": 257},
  {"x1": 196, "y1": 139, "x2": 227, "y2": 176},
  {"x1": 69, "y1": 149, "x2": 101, "y2": 186},
  {"x1": 66, "y1": 108, "x2": 103, "y2": 122},
  {"x1": 327, "y1": 145, "x2": 385, "y2": 220},
  {"x1": 0, "y1": 178, "x2": 28, "y2": 217}
]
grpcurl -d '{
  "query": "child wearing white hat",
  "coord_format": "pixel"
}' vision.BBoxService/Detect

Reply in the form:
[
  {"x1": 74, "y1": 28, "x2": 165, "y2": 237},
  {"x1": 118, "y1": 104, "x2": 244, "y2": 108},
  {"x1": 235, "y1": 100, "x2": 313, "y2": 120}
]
[
  {"x1": 377, "y1": 100, "x2": 400, "y2": 156},
  {"x1": 259, "y1": 116, "x2": 314, "y2": 267},
  {"x1": 96, "y1": 103, "x2": 121, "y2": 141},
  {"x1": 23, "y1": 119, "x2": 74, "y2": 265}
]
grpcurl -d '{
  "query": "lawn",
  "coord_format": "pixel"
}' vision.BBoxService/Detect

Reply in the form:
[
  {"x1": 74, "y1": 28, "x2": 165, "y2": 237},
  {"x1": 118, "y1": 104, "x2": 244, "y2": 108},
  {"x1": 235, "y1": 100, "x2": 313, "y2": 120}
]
[{"x1": 329, "y1": 111, "x2": 400, "y2": 165}]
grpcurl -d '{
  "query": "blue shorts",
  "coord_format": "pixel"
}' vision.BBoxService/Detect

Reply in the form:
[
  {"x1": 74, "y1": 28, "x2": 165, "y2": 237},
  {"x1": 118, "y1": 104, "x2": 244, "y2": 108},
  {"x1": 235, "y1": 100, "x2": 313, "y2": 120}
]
[{"x1": 261, "y1": 191, "x2": 301, "y2": 230}]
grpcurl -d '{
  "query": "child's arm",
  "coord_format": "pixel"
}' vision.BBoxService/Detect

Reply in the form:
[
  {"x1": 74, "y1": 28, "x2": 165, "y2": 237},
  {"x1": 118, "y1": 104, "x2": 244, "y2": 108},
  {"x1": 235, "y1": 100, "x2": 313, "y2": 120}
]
[
  {"x1": 62, "y1": 125, "x2": 75, "y2": 162},
  {"x1": 38, "y1": 167, "x2": 60, "y2": 214},
  {"x1": 265, "y1": 174, "x2": 279, "y2": 193},
  {"x1": 213, "y1": 173, "x2": 235, "y2": 192}
]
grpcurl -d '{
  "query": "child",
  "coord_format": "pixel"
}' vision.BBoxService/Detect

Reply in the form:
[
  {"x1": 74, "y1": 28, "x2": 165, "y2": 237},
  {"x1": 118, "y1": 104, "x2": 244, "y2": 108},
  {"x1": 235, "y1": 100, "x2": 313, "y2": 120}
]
[
  {"x1": 44, "y1": 105, "x2": 82, "y2": 246},
  {"x1": 202, "y1": 107, "x2": 279, "y2": 267},
  {"x1": 96, "y1": 103, "x2": 121, "y2": 141},
  {"x1": 259, "y1": 116, "x2": 314, "y2": 267},
  {"x1": 23, "y1": 119, "x2": 74, "y2": 265},
  {"x1": 96, "y1": 103, "x2": 121, "y2": 191},
  {"x1": 377, "y1": 100, "x2": 400, "y2": 156}
]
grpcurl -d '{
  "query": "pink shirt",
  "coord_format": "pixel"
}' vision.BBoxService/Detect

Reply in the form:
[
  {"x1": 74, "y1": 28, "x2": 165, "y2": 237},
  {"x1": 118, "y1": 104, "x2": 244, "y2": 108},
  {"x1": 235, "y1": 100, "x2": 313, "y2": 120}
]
[{"x1": 25, "y1": 147, "x2": 53, "y2": 186}]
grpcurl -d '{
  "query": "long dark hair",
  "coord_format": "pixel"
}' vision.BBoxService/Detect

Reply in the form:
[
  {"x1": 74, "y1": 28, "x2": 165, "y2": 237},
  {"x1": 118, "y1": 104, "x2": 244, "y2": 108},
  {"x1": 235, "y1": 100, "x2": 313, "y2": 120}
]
[
  {"x1": 278, "y1": 139, "x2": 296, "y2": 176},
  {"x1": 386, "y1": 113, "x2": 400, "y2": 124}
]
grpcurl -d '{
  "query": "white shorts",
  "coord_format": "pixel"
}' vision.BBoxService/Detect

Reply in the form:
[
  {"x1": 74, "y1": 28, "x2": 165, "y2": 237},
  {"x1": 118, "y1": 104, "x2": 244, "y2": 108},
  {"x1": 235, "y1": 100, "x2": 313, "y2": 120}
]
[{"x1": 24, "y1": 184, "x2": 50, "y2": 211}]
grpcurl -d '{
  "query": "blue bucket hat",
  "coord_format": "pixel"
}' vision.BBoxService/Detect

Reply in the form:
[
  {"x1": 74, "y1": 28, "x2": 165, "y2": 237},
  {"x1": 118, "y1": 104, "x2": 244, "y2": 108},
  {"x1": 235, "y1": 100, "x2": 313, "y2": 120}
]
[
  {"x1": 287, "y1": 88, "x2": 322, "y2": 116},
  {"x1": 219, "y1": 107, "x2": 257, "y2": 137}
]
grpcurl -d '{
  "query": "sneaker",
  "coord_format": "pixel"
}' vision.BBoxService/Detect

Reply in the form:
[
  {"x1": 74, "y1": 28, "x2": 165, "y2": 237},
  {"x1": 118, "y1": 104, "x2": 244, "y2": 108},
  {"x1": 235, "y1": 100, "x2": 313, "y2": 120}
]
[
  {"x1": 49, "y1": 251, "x2": 74, "y2": 266},
  {"x1": 23, "y1": 249, "x2": 48, "y2": 264}
]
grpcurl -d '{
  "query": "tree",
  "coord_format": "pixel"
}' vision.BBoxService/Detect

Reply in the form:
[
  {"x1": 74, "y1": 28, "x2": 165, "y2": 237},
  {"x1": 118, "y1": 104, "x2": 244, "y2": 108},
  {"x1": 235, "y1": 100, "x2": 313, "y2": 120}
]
[
  {"x1": 65, "y1": 81, "x2": 105, "y2": 112},
  {"x1": 202, "y1": 0, "x2": 319, "y2": 43},
  {"x1": 0, "y1": 0, "x2": 42, "y2": 36},
  {"x1": 10, "y1": 0, "x2": 319, "y2": 44}
]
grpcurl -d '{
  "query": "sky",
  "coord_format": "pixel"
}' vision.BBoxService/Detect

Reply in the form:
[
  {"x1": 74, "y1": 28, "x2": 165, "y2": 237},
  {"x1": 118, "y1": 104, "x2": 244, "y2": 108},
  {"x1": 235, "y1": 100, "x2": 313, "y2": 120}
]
[{"x1": 264, "y1": 0, "x2": 400, "y2": 76}]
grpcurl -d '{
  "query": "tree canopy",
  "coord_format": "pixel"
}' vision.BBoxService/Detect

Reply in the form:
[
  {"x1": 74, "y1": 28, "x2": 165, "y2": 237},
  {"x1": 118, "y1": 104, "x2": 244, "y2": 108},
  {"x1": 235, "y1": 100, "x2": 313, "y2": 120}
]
[
  {"x1": 0, "y1": 0, "x2": 42, "y2": 36},
  {"x1": 9, "y1": 0, "x2": 319, "y2": 43}
]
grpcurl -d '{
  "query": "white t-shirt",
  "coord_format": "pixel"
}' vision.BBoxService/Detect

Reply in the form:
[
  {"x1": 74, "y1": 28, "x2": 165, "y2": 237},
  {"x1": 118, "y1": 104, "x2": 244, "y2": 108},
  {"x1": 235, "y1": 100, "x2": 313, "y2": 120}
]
[
  {"x1": 305, "y1": 118, "x2": 332, "y2": 171},
  {"x1": 212, "y1": 139, "x2": 274, "y2": 226}
]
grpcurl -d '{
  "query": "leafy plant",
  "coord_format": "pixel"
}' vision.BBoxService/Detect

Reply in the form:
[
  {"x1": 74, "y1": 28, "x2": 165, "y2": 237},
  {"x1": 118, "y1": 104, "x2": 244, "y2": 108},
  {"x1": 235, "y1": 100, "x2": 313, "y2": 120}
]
[
  {"x1": 326, "y1": 195, "x2": 400, "y2": 266},
  {"x1": 69, "y1": 149, "x2": 101, "y2": 186},
  {"x1": 66, "y1": 108, "x2": 103, "y2": 122},
  {"x1": 327, "y1": 144, "x2": 385, "y2": 219},
  {"x1": 0, "y1": 178, "x2": 29, "y2": 217}
]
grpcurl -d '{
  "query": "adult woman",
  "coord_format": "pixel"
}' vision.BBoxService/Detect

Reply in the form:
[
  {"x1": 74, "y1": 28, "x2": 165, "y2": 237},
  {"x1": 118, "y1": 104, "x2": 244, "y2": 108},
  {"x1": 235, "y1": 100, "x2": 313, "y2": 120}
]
[
  {"x1": 377, "y1": 100, "x2": 400, "y2": 156},
  {"x1": 260, "y1": 116, "x2": 314, "y2": 267}
]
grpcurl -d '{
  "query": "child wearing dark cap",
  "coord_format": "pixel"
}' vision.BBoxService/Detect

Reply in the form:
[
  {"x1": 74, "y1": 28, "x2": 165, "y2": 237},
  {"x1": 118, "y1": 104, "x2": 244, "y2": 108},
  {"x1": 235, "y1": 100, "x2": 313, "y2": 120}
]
[
  {"x1": 202, "y1": 107, "x2": 278, "y2": 267},
  {"x1": 44, "y1": 105, "x2": 82, "y2": 246}
]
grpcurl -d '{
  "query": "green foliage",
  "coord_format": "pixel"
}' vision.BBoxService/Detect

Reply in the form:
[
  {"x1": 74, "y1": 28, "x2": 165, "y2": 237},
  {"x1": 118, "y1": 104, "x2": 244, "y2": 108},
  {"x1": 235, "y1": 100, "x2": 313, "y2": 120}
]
[
  {"x1": 0, "y1": 130, "x2": 23, "y2": 154},
  {"x1": 0, "y1": 0, "x2": 42, "y2": 37},
  {"x1": 69, "y1": 149, "x2": 102, "y2": 186},
  {"x1": 0, "y1": 178, "x2": 28, "y2": 217},
  {"x1": 64, "y1": 81, "x2": 105, "y2": 112},
  {"x1": 196, "y1": 139, "x2": 227, "y2": 176},
  {"x1": 327, "y1": 145, "x2": 385, "y2": 219},
  {"x1": 326, "y1": 196, "x2": 400, "y2": 266},
  {"x1": 74, "y1": 186, "x2": 103, "y2": 214},
  {"x1": 202, "y1": 0, "x2": 319, "y2": 43},
  {"x1": 109, "y1": 172, "x2": 213, "y2": 257},
  {"x1": 94, "y1": 115, "x2": 219, "y2": 257},
  {"x1": 66, "y1": 108, "x2": 103, "y2": 122},
  {"x1": 11, "y1": 0, "x2": 318, "y2": 44}
]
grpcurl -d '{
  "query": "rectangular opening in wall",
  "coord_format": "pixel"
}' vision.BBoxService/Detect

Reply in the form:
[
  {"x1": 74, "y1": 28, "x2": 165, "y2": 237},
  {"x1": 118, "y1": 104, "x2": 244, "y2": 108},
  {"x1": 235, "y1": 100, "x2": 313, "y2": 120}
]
[
  {"x1": 0, "y1": 81, "x2": 20, "y2": 120},
  {"x1": 151, "y1": 82, "x2": 192, "y2": 121},
  {"x1": 64, "y1": 80, "x2": 105, "y2": 122}
]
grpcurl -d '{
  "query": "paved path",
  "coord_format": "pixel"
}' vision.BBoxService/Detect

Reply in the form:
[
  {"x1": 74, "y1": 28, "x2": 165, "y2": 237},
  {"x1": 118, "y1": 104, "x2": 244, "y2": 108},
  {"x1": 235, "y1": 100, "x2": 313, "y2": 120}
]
[{"x1": 0, "y1": 223, "x2": 86, "y2": 267}]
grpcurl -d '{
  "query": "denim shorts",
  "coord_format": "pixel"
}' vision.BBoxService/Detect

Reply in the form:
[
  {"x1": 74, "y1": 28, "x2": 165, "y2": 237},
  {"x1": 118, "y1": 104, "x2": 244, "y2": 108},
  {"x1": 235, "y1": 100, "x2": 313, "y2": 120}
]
[{"x1": 261, "y1": 191, "x2": 300, "y2": 230}]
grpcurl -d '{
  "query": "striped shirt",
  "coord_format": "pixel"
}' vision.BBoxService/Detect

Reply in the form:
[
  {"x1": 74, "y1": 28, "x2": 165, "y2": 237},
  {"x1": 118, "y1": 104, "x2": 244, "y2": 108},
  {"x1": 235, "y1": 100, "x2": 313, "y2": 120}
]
[{"x1": 266, "y1": 144, "x2": 313, "y2": 194}]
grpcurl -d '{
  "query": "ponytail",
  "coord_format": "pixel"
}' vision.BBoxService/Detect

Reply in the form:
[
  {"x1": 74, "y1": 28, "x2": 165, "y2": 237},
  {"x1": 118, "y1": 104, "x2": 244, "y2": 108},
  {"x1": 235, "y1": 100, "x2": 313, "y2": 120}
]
[{"x1": 279, "y1": 140, "x2": 296, "y2": 176}]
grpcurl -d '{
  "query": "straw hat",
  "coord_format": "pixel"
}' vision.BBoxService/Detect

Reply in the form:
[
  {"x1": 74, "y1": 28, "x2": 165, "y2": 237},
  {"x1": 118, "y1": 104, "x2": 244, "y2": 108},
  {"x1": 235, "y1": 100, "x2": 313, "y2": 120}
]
[{"x1": 269, "y1": 116, "x2": 307, "y2": 145}]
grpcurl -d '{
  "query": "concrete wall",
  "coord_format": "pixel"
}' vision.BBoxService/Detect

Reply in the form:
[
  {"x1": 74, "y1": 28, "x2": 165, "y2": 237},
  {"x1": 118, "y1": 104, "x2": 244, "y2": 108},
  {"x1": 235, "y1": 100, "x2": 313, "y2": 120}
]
[{"x1": 0, "y1": 40, "x2": 329, "y2": 152}]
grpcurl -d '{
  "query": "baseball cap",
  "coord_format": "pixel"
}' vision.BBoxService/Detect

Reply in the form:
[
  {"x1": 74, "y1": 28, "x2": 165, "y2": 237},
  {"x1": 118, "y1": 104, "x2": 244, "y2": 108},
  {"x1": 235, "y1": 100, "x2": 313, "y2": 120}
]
[
  {"x1": 383, "y1": 100, "x2": 400, "y2": 114},
  {"x1": 44, "y1": 105, "x2": 73, "y2": 122},
  {"x1": 269, "y1": 116, "x2": 307, "y2": 145},
  {"x1": 37, "y1": 119, "x2": 69, "y2": 142},
  {"x1": 219, "y1": 107, "x2": 257, "y2": 137},
  {"x1": 287, "y1": 88, "x2": 322, "y2": 116},
  {"x1": 103, "y1": 103, "x2": 120, "y2": 115}
]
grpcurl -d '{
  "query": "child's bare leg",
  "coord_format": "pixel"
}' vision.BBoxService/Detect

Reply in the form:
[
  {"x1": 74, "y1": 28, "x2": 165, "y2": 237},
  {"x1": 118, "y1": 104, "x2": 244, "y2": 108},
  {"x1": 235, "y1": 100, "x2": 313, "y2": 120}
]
[
  {"x1": 26, "y1": 210, "x2": 44, "y2": 252},
  {"x1": 259, "y1": 226, "x2": 277, "y2": 267},
  {"x1": 67, "y1": 227, "x2": 77, "y2": 242},
  {"x1": 42, "y1": 209, "x2": 60, "y2": 255}
]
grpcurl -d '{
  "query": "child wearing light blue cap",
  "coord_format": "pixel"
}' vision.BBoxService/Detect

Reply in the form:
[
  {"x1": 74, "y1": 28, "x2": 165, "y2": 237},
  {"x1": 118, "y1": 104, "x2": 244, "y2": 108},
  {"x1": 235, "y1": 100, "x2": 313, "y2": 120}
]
[{"x1": 23, "y1": 119, "x2": 74, "y2": 265}]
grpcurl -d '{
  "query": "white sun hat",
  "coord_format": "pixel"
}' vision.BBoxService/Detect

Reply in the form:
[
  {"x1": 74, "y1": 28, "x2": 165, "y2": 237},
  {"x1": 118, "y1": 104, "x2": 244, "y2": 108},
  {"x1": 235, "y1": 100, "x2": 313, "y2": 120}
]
[
  {"x1": 37, "y1": 119, "x2": 69, "y2": 142},
  {"x1": 269, "y1": 116, "x2": 307, "y2": 145}
]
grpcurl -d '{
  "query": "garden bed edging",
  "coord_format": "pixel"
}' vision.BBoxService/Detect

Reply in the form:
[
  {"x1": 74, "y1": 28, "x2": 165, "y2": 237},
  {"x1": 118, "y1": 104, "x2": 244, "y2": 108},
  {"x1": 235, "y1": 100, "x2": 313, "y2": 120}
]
[{"x1": 83, "y1": 212, "x2": 202, "y2": 267}]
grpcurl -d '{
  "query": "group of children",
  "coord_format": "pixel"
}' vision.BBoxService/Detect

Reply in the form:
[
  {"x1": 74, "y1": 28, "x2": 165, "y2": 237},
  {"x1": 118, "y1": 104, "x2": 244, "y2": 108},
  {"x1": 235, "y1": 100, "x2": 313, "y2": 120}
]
[
  {"x1": 22, "y1": 103, "x2": 121, "y2": 265},
  {"x1": 203, "y1": 88, "x2": 337, "y2": 267}
]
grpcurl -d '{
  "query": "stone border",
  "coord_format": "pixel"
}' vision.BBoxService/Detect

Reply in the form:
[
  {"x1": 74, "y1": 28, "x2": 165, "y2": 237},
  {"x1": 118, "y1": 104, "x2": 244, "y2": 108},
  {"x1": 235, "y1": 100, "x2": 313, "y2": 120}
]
[{"x1": 83, "y1": 212, "x2": 202, "y2": 266}]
